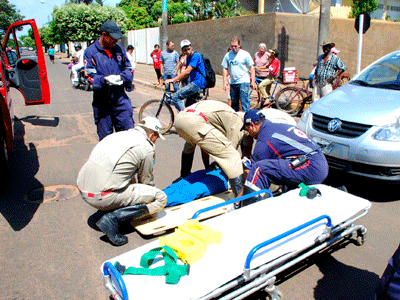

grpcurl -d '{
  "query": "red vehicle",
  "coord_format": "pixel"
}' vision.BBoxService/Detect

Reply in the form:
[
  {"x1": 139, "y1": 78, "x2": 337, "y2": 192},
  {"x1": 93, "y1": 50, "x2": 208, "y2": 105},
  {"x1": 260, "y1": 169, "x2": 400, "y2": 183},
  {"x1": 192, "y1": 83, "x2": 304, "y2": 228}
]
[{"x1": 0, "y1": 19, "x2": 50, "y2": 189}]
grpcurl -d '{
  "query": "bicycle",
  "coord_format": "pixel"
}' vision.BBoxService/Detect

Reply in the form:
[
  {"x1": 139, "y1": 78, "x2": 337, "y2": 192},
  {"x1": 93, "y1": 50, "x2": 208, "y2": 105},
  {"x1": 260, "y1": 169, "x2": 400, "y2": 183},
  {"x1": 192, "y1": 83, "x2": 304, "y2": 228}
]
[
  {"x1": 249, "y1": 76, "x2": 287, "y2": 109},
  {"x1": 138, "y1": 87, "x2": 209, "y2": 134},
  {"x1": 275, "y1": 72, "x2": 352, "y2": 117}
]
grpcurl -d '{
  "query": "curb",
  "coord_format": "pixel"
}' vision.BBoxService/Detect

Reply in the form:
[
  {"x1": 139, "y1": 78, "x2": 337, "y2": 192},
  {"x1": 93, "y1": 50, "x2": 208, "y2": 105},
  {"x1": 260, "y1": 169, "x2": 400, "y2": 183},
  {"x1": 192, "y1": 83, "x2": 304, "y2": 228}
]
[{"x1": 133, "y1": 79, "x2": 166, "y2": 91}]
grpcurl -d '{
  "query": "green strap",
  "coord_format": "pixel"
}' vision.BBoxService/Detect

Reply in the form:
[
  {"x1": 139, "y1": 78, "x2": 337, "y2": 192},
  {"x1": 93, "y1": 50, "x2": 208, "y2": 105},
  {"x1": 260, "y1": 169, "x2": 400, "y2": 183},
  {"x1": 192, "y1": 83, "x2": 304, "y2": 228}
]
[{"x1": 117, "y1": 246, "x2": 189, "y2": 284}]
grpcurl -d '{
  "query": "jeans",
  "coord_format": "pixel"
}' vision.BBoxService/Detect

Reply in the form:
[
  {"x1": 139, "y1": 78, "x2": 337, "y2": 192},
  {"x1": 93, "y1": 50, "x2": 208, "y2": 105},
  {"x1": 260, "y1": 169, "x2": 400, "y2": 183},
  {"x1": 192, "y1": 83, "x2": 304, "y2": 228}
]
[
  {"x1": 163, "y1": 74, "x2": 180, "y2": 92},
  {"x1": 169, "y1": 82, "x2": 200, "y2": 111},
  {"x1": 230, "y1": 82, "x2": 250, "y2": 112}
]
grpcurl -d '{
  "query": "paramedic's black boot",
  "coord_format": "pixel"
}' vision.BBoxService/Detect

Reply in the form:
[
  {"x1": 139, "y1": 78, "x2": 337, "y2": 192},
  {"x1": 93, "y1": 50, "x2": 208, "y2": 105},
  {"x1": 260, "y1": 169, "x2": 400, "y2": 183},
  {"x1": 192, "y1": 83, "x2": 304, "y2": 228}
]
[
  {"x1": 180, "y1": 151, "x2": 195, "y2": 178},
  {"x1": 241, "y1": 185, "x2": 269, "y2": 207},
  {"x1": 228, "y1": 174, "x2": 245, "y2": 209},
  {"x1": 96, "y1": 204, "x2": 149, "y2": 246}
]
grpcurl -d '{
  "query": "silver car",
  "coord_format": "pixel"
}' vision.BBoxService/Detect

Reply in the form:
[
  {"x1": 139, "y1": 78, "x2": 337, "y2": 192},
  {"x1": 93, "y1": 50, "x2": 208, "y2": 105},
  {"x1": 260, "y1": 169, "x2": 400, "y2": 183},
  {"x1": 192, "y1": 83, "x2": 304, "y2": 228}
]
[{"x1": 298, "y1": 50, "x2": 400, "y2": 183}]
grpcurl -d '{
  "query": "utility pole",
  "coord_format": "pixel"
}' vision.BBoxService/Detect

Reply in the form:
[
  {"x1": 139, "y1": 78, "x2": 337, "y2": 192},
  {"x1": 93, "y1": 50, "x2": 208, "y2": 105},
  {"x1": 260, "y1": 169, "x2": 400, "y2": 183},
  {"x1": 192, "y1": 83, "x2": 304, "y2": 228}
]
[
  {"x1": 162, "y1": 0, "x2": 168, "y2": 50},
  {"x1": 316, "y1": 0, "x2": 331, "y2": 57}
]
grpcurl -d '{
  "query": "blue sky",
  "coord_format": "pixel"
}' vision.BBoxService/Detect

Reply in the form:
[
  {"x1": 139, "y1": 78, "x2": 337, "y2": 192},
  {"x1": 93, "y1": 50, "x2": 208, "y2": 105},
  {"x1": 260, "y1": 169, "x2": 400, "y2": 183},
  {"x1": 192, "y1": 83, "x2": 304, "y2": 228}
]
[{"x1": 9, "y1": 0, "x2": 121, "y2": 35}]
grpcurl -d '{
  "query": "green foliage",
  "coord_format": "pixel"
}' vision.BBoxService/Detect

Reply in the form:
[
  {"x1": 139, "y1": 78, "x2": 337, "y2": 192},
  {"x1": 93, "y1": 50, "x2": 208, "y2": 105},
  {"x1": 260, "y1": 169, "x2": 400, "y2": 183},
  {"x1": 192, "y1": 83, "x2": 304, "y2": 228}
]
[
  {"x1": 117, "y1": 0, "x2": 249, "y2": 29},
  {"x1": 49, "y1": 4, "x2": 127, "y2": 42},
  {"x1": 349, "y1": 0, "x2": 378, "y2": 18},
  {"x1": 125, "y1": 6, "x2": 153, "y2": 30},
  {"x1": 19, "y1": 35, "x2": 36, "y2": 48},
  {"x1": 0, "y1": 0, "x2": 24, "y2": 38}
]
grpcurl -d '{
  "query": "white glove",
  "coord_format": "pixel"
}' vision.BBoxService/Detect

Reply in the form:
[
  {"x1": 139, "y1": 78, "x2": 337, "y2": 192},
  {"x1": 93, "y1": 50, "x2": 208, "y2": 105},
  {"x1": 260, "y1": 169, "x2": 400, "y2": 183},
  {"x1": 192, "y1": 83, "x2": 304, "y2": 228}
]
[{"x1": 105, "y1": 75, "x2": 123, "y2": 86}]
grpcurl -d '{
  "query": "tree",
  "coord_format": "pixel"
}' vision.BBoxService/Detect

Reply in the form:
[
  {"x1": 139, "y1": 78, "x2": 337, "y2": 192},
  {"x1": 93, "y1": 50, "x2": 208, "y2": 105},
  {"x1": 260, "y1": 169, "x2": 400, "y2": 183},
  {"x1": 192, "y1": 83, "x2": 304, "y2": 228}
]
[
  {"x1": 49, "y1": 4, "x2": 127, "y2": 42},
  {"x1": 349, "y1": 0, "x2": 378, "y2": 18},
  {"x1": 0, "y1": 0, "x2": 24, "y2": 38}
]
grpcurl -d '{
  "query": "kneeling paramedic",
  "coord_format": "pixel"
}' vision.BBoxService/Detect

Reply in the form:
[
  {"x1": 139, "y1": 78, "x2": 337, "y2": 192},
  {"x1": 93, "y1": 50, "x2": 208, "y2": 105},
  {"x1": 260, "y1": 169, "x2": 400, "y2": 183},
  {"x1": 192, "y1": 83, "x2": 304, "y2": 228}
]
[
  {"x1": 174, "y1": 100, "x2": 248, "y2": 198},
  {"x1": 238, "y1": 109, "x2": 328, "y2": 207},
  {"x1": 77, "y1": 117, "x2": 167, "y2": 246}
]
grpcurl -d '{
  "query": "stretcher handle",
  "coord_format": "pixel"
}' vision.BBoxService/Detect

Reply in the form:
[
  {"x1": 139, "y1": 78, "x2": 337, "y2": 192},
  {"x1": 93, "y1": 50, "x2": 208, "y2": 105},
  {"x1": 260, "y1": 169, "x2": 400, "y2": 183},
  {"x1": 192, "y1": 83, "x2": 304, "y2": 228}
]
[
  {"x1": 191, "y1": 189, "x2": 273, "y2": 220},
  {"x1": 244, "y1": 214, "x2": 333, "y2": 270},
  {"x1": 103, "y1": 262, "x2": 129, "y2": 300}
]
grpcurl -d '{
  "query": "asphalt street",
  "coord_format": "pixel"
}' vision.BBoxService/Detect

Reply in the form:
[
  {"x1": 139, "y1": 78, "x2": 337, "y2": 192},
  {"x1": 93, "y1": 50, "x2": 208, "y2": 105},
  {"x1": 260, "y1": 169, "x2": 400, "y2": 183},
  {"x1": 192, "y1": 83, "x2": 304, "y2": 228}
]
[{"x1": 1, "y1": 53, "x2": 400, "y2": 300}]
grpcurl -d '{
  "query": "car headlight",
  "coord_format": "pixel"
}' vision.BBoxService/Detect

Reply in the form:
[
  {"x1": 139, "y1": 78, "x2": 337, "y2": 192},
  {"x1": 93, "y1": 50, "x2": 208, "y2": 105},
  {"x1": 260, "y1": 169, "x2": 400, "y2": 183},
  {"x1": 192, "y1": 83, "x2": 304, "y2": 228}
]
[
  {"x1": 300, "y1": 108, "x2": 311, "y2": 123},
  {"x1": 373, "y1": 122, "x2": 400, "y2": 141}
]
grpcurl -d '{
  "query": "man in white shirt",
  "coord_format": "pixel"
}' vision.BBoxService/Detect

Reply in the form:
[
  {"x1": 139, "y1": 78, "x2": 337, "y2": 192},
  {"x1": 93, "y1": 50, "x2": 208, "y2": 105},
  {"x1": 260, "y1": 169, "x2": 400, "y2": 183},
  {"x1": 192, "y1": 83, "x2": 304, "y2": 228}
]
[
  {"x1": 71, "y1": 42, "x2": 84, "y2": 84},
  {"x1": 222, "y1": 37, "x2": 256, "y2": 112},
  {"x1": 126, "y1": 44, "x2": 136, "y2": 90}
]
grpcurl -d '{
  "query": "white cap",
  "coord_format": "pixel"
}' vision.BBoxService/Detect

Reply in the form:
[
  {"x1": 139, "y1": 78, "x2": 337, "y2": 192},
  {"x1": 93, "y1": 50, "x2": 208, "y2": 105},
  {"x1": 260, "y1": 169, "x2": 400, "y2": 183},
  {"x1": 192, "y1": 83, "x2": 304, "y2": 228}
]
[
  {"x1": 138, "y1": 117, "x2": 165, "y2": 140},
  {"x1": 180, "y1": 39, "x2": 191, "y2": 49}
]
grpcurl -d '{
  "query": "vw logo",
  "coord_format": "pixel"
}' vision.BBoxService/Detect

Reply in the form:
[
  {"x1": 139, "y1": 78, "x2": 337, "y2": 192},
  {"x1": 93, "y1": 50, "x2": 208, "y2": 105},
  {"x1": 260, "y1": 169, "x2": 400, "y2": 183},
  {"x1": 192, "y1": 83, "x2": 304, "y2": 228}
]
[{"x1": 327, "y1": 118, "x2": 342, "y2": 133}]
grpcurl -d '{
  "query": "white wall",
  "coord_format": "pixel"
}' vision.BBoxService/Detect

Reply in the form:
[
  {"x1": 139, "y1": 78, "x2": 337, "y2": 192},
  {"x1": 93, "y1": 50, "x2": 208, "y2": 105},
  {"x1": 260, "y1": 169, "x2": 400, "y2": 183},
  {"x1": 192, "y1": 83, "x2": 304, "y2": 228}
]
[{"x1": 127, "y1": 27, "x2": 160, "y2": 64}]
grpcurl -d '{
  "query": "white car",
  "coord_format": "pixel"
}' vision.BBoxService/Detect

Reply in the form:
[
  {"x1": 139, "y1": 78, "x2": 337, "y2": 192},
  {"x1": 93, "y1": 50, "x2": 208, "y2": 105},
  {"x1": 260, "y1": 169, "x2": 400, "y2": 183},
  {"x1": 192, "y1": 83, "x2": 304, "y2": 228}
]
[{"x1": 298, "y1": 50, "x2": 400, "y2": 183}]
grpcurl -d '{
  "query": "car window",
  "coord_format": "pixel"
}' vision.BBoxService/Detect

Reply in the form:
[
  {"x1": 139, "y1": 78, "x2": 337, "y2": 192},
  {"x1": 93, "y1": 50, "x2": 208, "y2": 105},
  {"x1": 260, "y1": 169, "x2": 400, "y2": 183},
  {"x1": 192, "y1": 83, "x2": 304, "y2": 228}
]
[{"x1": 354, "y1": 52, "x2": 400, "y2": 89}]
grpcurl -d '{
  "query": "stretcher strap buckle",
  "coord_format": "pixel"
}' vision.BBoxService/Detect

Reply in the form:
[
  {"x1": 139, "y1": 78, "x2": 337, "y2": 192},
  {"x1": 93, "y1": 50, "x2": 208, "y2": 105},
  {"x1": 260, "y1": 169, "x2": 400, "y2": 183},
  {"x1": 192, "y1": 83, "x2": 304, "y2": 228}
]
[{"x1": 115, "y1": 246, "x2": 190, "y2": 284}]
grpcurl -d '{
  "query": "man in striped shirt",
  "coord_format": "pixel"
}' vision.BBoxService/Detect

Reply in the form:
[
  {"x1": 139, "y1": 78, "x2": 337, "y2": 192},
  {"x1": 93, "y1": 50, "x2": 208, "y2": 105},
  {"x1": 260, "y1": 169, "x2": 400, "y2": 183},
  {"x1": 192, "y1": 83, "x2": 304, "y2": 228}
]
[
  {"x1": 312, "y1": 41, "x2": 346, "y2": 102},
  {"x1": 160, "y1": 41, "x2": 180, "y2": 92}
]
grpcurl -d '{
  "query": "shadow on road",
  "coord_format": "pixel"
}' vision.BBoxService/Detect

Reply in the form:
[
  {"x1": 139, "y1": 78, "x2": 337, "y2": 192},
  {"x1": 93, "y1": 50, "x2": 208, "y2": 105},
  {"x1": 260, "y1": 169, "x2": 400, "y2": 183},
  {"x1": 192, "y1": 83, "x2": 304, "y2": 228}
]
[
  {"x1": 0, "y1": 116, "x2": 59, "y2": 231},
  {"x1": 314, "y1": 251, "x2": 380, "y2": 300}
]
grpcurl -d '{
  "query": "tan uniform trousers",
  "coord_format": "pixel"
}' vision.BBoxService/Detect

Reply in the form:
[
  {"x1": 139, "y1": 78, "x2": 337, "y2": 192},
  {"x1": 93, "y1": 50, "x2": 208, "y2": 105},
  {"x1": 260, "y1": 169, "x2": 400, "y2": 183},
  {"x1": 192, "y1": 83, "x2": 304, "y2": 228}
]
[
  {"x1": 175, "y1": 111, "x2": 243, "y2": 179},
  {"x1": 81, "y1": 183, "x2": 167, "y2": 214}
]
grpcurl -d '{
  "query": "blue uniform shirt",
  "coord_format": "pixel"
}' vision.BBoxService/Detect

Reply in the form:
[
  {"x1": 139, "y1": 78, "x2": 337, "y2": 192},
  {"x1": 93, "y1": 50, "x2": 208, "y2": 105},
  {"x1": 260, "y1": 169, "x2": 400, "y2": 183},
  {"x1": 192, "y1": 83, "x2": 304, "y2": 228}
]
[
  {"x1": 251, "y1": 120, "x2": 320, "y2": 163},
  {"x1": 84, "y1": 38, "x2": 133, "y2": 106}
]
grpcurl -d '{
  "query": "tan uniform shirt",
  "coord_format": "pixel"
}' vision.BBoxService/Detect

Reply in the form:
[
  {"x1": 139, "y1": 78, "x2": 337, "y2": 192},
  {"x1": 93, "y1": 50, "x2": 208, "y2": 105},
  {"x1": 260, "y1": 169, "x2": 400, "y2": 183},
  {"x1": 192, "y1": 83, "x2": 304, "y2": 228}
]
[
  {"x1": 174, "y1": 100, "x2": 245, "y2": 179},
  {"x1": 77, "y1": 127, "x2": 166, "y2": 212}
]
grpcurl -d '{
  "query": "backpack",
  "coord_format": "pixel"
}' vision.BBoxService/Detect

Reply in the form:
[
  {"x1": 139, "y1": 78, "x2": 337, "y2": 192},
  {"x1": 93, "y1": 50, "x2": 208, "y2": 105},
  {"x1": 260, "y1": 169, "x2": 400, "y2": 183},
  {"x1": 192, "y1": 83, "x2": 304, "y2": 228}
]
[{"x1": 193, "y1": 52, "x2": 216, "y2": 88}]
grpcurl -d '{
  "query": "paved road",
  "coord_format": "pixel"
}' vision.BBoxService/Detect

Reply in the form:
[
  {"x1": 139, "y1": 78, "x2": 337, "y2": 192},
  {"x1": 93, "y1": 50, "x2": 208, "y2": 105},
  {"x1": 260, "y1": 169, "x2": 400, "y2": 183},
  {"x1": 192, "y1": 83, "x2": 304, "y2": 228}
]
[{"x1": 1, "y1": 54, "x2": 400, "y2": 300}]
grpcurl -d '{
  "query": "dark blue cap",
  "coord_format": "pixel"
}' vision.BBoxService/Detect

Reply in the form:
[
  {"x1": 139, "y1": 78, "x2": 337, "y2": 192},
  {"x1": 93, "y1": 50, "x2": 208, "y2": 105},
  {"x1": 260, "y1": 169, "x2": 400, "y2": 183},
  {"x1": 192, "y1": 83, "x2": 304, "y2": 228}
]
[{"x1": 241, "y1": 109, "x2": 265, "y2": 130}]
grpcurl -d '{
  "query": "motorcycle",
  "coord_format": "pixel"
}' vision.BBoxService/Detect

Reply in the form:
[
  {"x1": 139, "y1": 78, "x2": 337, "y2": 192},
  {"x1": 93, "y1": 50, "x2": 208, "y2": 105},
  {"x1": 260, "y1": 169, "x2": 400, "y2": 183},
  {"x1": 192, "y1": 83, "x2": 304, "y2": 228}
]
[{"x1": 68, "y1": 61, "x2": 92, "y2": 91}]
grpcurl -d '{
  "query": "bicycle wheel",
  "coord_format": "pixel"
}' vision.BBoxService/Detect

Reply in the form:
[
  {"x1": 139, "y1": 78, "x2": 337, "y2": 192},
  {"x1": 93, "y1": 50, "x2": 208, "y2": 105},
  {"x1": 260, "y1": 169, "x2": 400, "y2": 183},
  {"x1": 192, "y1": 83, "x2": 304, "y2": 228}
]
[
  {"x1": 249, "y1": 89, "x2": 261, "y2": 109},
  {"x1": 138, "y1": 99, "x2": 174, "y2": 134},
  {"x1": 275, "y1": 86, "x2": 304, "y2": 115}
]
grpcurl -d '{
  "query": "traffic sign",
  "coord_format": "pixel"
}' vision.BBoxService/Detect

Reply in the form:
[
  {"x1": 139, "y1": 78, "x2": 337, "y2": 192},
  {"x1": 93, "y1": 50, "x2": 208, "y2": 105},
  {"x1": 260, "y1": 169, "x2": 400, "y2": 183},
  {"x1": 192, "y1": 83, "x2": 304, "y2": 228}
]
[{"x1": 355, "y1": 12, "x2": 371, "y2": 34}]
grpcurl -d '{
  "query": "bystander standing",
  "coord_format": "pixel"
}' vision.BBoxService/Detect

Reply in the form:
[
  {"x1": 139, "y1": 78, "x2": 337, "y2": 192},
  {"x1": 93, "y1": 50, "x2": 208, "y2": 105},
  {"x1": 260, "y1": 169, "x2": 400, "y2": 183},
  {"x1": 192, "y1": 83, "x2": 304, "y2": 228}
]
[
  {"x1": 222, "y1": 37, "x2": 256, "y2": 112},
  {"x1": 150, "y1": 44, "x2": 162, "y2": 86},
  {"x1": 160, "y1": 41, "x2": 180, "y2": 91}
]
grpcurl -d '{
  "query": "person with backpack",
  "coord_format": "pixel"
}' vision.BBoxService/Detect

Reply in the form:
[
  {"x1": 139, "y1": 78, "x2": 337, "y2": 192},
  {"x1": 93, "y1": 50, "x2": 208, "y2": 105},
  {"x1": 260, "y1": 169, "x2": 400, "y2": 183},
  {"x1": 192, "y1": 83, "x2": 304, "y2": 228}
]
[{"x1": 164, "y1": 39, "x2": 212, "y2": 110}]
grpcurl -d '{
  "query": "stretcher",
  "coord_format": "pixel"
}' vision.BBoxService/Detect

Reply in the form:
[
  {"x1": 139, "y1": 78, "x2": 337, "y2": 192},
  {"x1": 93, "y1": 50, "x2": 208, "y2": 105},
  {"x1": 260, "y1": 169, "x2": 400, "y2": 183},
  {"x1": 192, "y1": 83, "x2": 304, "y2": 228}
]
[{"x1": 101, "y1": 184, "x2": 370, "y2": 300}]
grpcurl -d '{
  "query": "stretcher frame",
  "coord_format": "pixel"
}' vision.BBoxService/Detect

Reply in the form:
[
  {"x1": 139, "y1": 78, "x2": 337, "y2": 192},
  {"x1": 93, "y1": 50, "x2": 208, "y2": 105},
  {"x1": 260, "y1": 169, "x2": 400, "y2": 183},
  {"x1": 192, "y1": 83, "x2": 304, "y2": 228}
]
[{"x1": 102, "y1": 187, "x2": 369, "y2": 300}]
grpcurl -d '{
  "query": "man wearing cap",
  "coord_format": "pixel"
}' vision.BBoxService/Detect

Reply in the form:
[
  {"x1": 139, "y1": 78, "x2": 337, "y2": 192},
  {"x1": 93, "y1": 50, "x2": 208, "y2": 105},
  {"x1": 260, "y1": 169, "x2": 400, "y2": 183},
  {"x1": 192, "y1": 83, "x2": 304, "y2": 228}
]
[
  {"x1": 164, "y1": 39, "x2": 207, "y2": 110},
  {"x1": 312, "y1": 41, "x2": 346, "y2": 102},
  {"x1": 77, "y1": 117, "x2": 167, "y2": 246},
  {"x1": 238, "y1": 109, "x2": 328, "y2": 207},
  {"x1": 84, "y1": 20, "x2": 134, "y2": 141},
  {"x1": 258, "y1": 49, "x2": 280, "y2": 105},
  {"x1": 174, "y1": 100, "x2": 247, "y2": 198}
]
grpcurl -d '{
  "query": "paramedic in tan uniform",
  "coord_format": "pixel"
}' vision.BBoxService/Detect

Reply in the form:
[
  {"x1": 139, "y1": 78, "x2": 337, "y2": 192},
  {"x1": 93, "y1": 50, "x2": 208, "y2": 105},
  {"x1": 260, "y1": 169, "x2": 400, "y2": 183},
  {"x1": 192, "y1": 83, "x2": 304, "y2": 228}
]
[
  {"x1": 174, "y1": 100, "x2": 246, "y2": 197},
  {"x1": 77, "y1": 117, "x2": 167, "y2": 246}
]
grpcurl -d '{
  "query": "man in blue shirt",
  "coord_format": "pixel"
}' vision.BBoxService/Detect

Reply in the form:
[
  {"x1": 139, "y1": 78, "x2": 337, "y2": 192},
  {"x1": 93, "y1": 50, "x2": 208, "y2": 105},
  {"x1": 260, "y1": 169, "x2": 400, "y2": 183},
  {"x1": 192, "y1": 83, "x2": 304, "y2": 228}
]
[
  {"x1": 84, "y1": 20, "x2": 134, "y2": 141},
  {"x1": 238, "y1": 109, "x2": 328, "y2": 207},
  {"x1": 160, "y1": 41, "x2": 180, "y2": 92},
  {"x1": 165, "y1": 39, "x2": 206, "y2": 111}
]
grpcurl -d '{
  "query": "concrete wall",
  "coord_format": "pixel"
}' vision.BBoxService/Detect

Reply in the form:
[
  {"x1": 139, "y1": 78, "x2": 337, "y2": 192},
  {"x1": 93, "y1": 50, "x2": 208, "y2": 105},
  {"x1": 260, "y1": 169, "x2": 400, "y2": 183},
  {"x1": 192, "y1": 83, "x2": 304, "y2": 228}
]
[{"x1": 133, "y1": 13, "x2": 400, "y2": 78}]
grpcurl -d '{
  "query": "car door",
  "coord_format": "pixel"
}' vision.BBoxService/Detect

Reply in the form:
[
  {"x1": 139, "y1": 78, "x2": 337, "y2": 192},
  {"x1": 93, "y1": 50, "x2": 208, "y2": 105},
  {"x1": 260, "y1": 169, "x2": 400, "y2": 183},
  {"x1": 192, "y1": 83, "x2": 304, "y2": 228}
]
[{"x1": 2, "y1": 19, "x2": 50, "y2": 105}]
